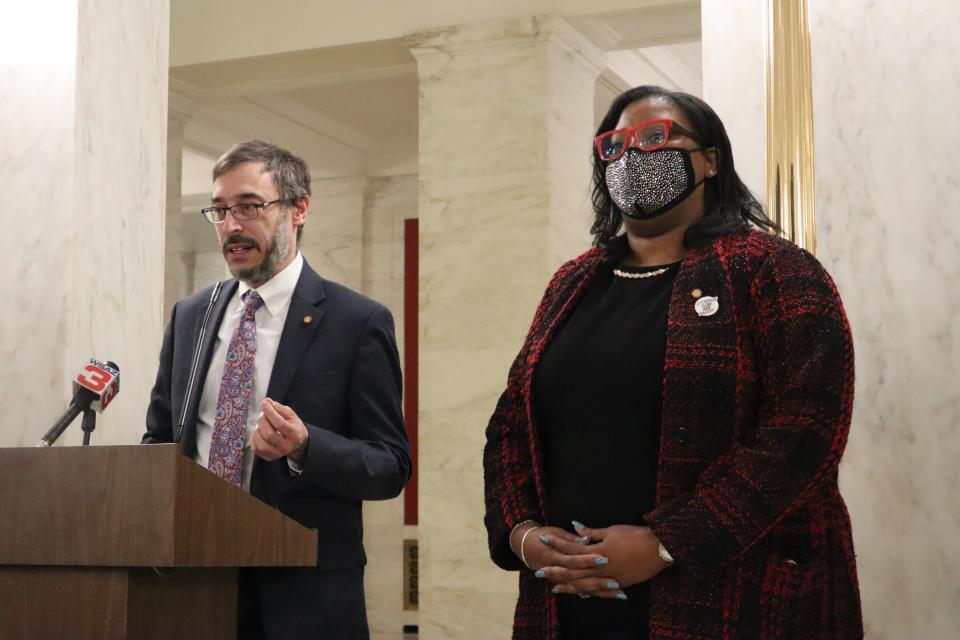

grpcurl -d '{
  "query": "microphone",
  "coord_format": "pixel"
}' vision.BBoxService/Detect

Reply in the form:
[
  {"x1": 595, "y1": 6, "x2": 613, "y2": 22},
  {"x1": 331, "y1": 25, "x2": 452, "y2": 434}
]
[
  {"x1": 37, "y1": 359, "x2": 120, "y2": 447},
  {"x1": 176, "y1": 281, "x2": 223, "y2": 443}
]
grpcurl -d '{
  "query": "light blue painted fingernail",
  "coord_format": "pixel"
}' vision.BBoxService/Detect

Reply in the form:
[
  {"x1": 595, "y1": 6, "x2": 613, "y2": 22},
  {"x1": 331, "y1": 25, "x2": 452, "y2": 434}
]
[
  {"x1": 595, "y1": 556, "x2": 609, "y2": 565},
  {"x1": 615, "y1": 593, "x2": 628, "y2": 601},
  {"x1": 538, "y1": 534, "x2": 550, "y2": 544},
  {"x1": 572, "y1": 520, "x2": 586, "y2": 530},
  {"x1": 551, "y1": 586, "x2": 562, "y2": 594},
  {"x1": 534, "y1": 570, "x2": 545, "y2": 578},
  {"x1": 575, "y1": 536, "x2": 590, "y2": 544},
  {"x1": 606, "y1": 581, "x2": 620, "y2": 589}
]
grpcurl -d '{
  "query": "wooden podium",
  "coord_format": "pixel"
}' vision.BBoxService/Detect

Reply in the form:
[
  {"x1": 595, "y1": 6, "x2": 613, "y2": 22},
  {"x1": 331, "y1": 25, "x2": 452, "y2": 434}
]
[{"x1": 0, "y1": 444, "x2": 317, "y2": 640}]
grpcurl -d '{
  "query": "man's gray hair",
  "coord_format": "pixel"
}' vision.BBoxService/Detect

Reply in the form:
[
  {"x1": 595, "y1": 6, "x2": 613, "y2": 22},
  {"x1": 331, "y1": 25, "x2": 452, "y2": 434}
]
[{"x1": 213, "y1": 140, "x2": 311, "y2": 241}]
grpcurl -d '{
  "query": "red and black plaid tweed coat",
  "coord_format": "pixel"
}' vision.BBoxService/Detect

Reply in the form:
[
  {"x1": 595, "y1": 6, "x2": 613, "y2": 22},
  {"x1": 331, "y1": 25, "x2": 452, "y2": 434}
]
[{"x1": 483, "y1": 229, "x2": 863, "y2": 639}]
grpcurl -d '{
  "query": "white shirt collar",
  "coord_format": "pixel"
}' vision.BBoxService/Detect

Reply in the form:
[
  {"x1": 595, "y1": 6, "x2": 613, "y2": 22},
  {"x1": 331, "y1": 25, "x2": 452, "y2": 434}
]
[{"x1": 237, "y1": 252, "x2": 304, "y2": 317}]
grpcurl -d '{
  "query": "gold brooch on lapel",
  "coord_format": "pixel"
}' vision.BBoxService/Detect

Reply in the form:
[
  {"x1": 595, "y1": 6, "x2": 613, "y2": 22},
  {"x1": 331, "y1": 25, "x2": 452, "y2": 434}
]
[
  {"x1": 303, "y1": 315, "x2": 313, "y2": 324},
  {"x1": 690, "y1": 288, "x2": 703, "y2": 299},
  {"x1": 695, "y1": 296, "x2": 719, "y2": 317}
]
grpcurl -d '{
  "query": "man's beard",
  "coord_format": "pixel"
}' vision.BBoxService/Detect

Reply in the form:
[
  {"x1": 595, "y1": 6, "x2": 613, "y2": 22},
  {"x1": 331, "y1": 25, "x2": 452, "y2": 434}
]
[{"x1": 224, "y1": 211, "x2": 292, "y2": 287}]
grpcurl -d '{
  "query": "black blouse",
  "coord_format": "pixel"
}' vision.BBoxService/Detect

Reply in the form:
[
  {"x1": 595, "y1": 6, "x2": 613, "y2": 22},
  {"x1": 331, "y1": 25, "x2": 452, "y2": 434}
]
[{"x1": 533, "y1": 260, "x2": 680, "y2": 638}]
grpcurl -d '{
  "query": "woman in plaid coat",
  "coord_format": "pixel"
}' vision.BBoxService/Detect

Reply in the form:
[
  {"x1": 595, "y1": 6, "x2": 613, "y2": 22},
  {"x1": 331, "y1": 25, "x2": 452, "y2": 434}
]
[{"x1": 483, "y1": 86, "x2": 863, "y2": 639}]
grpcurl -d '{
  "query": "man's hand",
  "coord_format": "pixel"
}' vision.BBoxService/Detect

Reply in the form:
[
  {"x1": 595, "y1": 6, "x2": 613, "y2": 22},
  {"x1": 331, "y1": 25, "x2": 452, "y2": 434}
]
[
  {"x1": 538, "y1": 524, "x2": 671, "y2": 598},
  {"x1": 251, "y1": 398, "x2": 309, "y2": 463}
]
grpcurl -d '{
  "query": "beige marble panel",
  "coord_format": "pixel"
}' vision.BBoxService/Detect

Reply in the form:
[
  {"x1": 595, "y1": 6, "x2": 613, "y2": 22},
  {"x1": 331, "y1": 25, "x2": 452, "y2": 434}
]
[
  {"x1": 411, "y1": 16, "x2": 601, "y2": 638},
  {"x1": 164, "y1": 108, "x2": 193, "y2": 321},
  {"x1": 0, "y1": 0, "x2": 168, "y2": 448},
  {"x1": 0, "y1": 4, "x2": 78, "y2": 448},
  {"x1": 193, "y1": 252, "x2": 230, "y2": 292},
  {"x1": 546, "y1": 25, "x2": 607, "y2": 263},
  {"x1": 364, "y1": 503, "x2": 414, "y2": 635},
  {"x1": 300, "y1": 176, "x2": 367, "y2": 292},
  {"x1": 700, "y1": 0, "x2": 766, "y2": 199},
  {"x1": 808, "y1": 1, "x2": 960, "y2": 636},
  {"x1": 363, "y1": 175, "x2": 417, "y2": 311},
  {"x1": 702, "y1": 0, "x2": 960, "y2": 635}
]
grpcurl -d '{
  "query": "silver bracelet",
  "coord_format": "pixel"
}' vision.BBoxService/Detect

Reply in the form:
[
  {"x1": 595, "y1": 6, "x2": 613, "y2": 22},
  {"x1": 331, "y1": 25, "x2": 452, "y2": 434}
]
[
  {"x1": 509, "y1": 519, "x2": 540, "y2": 567},
  {"x1": 519, "y1": 525, "x2": 540, "y2": 569},
  {"x1": 510, "y1": 519, "x2": 538, "y2": 541}
]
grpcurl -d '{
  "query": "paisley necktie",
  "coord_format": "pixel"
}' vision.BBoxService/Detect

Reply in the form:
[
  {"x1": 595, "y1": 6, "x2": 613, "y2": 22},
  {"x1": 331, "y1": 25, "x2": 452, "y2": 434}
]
[{"x1": 208, "y1": 290, "x2": 264, "y2": 486}]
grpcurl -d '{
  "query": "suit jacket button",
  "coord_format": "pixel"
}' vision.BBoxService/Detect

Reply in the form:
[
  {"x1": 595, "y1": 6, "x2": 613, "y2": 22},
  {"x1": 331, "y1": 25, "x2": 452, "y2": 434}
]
[{"x1": 676, "y1": 427, "x2": 688, "y2": 444}]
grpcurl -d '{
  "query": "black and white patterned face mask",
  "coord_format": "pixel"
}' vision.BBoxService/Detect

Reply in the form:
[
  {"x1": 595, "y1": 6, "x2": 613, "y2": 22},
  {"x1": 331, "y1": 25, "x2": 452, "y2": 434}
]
[{"x1": 604, "y1": 147, "x2": 703, "y2": 219}]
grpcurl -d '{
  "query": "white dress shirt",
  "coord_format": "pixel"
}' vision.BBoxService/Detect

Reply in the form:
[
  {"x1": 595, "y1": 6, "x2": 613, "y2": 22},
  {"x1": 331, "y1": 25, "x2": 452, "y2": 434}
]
[{"x1": 194, "y1": 252, "x2": 304, "y2": 491}]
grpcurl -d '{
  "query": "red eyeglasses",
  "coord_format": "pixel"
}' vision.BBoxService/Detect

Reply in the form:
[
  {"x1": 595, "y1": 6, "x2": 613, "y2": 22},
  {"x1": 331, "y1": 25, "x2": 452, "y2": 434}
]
[{"x1": 594, "y1": 118, "x2": 700, "y2": 163}]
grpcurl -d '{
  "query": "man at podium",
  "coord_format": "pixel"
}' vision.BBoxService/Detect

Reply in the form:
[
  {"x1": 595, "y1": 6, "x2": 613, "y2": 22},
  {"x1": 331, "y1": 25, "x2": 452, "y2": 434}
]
[{"x1": 142, "y1": 140, "x2": 411, "y2": 639}]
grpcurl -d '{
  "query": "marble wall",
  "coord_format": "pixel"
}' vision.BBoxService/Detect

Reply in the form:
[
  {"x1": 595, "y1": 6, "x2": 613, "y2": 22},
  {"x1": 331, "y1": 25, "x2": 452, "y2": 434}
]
[
  {"x1": 300, "y1": 176, "x2": 367, "y2": 293},
  {"x1": 703, "y1": 0, "x2": 960, "y2": 636},
  {"x1": 700, "y1": 0, "x2": 766, "y2": 199},
  {"x1": 0, "y1": 0, "x2": 168, "y2": 449},
  {"x1": 0, "y1": 2, "x2": 78, "y2": 448},
  {"x1": 808, "y1": 1, "x2": 960, "y2": 636},
  {"x1": 164, "y1": 106, "x2": 193, "y2": 320},
  {"x1": 409, "y1": 16, "x2": 601, "y2": 639}
]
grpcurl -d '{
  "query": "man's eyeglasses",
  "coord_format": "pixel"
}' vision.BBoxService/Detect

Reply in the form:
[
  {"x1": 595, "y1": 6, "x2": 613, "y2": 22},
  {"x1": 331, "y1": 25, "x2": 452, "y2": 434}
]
[
  {"x1": 595, "y1": 118, "x2": 700, "y2": 163},
  {"x1": 201, "y1": 199, "x2": 286, "y2": 224}
]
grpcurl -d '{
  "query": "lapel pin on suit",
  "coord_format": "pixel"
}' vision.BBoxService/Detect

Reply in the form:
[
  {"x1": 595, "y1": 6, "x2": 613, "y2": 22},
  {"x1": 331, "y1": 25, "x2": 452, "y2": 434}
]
[
  {"x1": 695, "y1": 295, "x2": 719, "y2": 317},
  {"x1": 303, "y1": 315, "x2": 313, "y2": 324}
]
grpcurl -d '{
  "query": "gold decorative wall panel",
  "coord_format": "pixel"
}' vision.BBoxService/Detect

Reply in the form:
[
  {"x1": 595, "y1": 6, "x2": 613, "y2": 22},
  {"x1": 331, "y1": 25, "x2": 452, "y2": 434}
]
[{"x1": 765, "y1": 0, "x2": 817, "y2": 253}]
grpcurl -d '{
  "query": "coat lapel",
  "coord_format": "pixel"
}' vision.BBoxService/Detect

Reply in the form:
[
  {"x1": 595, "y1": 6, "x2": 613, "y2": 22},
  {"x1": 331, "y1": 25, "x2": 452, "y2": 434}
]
[
  {"x1": 657, "y1": 237, "x2": 740, "y2": 504},
  {"x1": 518, "y1": 249, "x2": 606, "y2": 517},
  {"x1": 264, "y1": 261, "x2": 326, "y2": 403}
]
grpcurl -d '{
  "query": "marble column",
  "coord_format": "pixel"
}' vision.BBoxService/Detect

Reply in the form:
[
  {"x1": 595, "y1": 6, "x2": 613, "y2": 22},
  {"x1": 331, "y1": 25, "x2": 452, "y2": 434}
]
[
  {"x1": 0, "y1": 0, "x2": 168, "y2": 447},
  {"x1": 165, "y1": 85, "x2": 196, "y2": 321},
  {"x1": 0, "y1": 2, "x2": 78, "y2": 448},
  {"x1": 408, "y1": 16, "x2": 603, "y2": 638}
]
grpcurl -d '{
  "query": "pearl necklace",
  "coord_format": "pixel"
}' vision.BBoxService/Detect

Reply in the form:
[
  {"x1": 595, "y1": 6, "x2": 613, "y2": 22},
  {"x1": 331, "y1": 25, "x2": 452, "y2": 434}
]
[{"x1": 612, "y1": 267, "x2": 670, "y2": 279}]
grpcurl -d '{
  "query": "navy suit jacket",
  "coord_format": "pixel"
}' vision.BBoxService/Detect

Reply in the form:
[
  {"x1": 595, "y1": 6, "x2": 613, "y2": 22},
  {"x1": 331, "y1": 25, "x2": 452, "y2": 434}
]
[{"x1": 142, "y1": 260, "x2": 410, "y2": 635}]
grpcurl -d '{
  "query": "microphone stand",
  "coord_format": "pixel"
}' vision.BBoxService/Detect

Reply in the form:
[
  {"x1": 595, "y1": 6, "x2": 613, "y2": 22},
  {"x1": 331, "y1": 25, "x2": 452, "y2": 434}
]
[
  {"x1": 80, "y1": 408, "x2": 97, "y2": 446},
  {"x1": 37, "y1": 403, "x2": 83, "y2": 447}
]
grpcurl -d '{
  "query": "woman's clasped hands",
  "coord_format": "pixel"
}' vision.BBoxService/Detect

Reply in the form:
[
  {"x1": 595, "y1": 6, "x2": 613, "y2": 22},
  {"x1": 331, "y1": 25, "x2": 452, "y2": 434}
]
[{"x1": 511, "y1": 521, "x2": 672, "y2": 601}]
